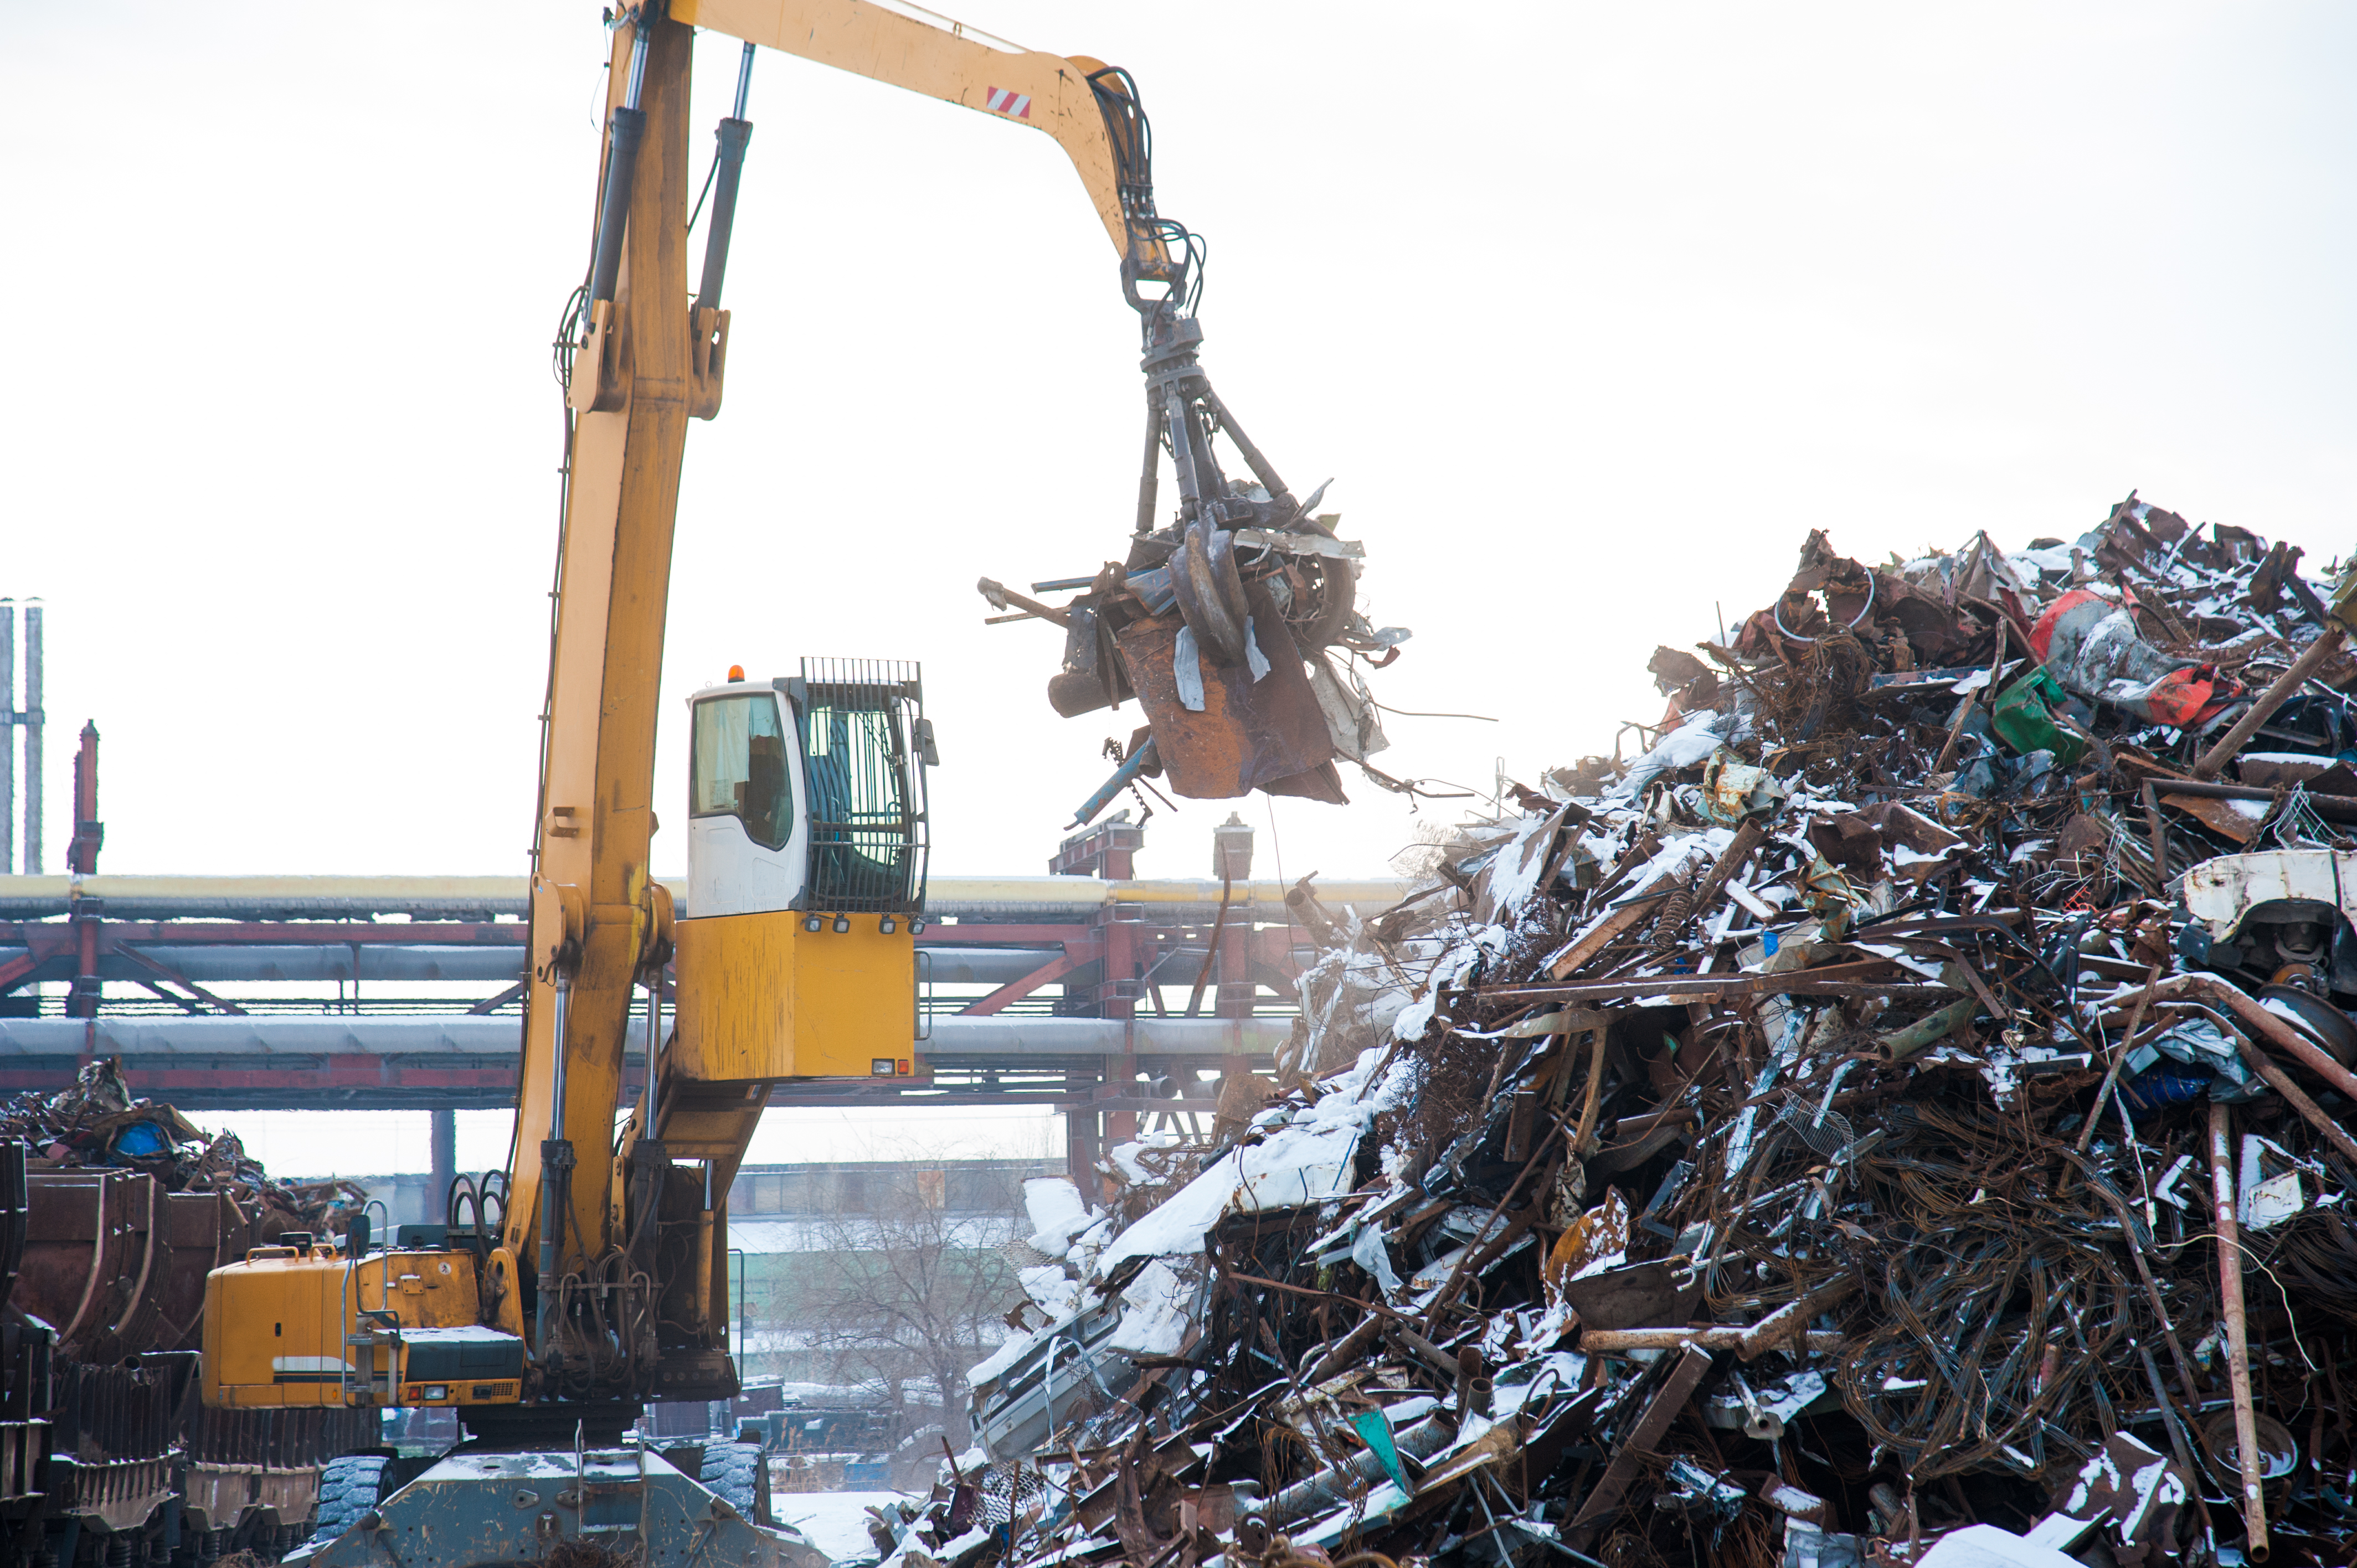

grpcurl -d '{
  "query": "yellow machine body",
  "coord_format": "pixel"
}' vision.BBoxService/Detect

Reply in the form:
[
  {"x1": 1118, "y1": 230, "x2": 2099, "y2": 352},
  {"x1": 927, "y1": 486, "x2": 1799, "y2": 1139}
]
[
  {"x1": 202, "y1": 1240, "x2": 527, "y2": 1412},
  {"x1": 673, "y1": 914, "x2": 917, "y2": 1082}
]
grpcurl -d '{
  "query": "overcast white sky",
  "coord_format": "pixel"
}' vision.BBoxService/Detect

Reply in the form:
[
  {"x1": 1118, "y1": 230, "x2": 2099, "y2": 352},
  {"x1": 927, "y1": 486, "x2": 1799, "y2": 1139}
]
[{"x1": 10, "y1": 3, "x2": 2354, "y2": 1173}]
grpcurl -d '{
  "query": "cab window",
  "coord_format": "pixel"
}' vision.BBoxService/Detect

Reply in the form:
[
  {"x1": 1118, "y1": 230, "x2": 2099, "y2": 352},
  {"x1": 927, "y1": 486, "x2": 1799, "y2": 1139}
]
[
  {"x1": 690, "y1": 694, "x2": 793, "y2": 851},
  {"x1": 799, "y1": 693, "x2": 915, "y2": 908}
]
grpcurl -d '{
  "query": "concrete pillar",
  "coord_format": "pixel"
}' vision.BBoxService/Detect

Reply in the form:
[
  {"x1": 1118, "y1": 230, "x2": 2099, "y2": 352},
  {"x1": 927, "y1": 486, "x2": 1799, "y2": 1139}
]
[
  {"x1": 1212, "y1": 813, "x2": 1255, "y2": 1018},
  {"x1": 1065, "y1": 1106, "x2": 1097, "y2": 1188},
  {"x1": 1107, "y1": 1049, "x2": 1139, "y2": 1146},
  {"x1": 430, "y1": 1108, "x2": 458, "y2": 1227},
  {"x1": 1214, "y1": 917, "x2": 1254, "y2": 1019}
]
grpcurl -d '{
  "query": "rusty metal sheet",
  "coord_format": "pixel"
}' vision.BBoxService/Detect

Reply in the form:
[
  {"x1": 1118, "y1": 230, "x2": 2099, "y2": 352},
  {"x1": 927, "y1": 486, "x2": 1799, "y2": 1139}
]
[
  {"x1": 1114, "y1": 585, "x2": 1341, "y2": 802},
  {"x1": 18, "y1": 1171, "x2": 243, "y2": 1360},
  {"x1": 2162, "y1": 791, "x2": 2264, "y2": 844},
  {"x1": 1560, "y1": 1257, "x2": 1697, "y2": 1330}
]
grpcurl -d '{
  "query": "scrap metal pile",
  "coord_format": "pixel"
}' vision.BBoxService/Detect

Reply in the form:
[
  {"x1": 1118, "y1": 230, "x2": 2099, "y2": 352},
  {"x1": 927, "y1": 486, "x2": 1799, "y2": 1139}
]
[
  {"x1": 847, "y1": 496, "x2": 2357, "y2": 1568},
  {"x1": 3, "y1": 1056, "x2": 366, "y2": 1235}
]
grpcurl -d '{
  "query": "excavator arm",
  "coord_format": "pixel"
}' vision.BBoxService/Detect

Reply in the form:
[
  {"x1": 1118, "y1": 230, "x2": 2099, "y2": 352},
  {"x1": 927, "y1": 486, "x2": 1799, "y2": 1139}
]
[
  {"x1": 501, "y1": 0, "x2": 1189, "y2": 1418},
  {"x1": 203, "y1": 0, "x2": 1315, "y2": 1446},
  {"x1": 676, "y1": 0, "x2": 1176, "y2": 287}
]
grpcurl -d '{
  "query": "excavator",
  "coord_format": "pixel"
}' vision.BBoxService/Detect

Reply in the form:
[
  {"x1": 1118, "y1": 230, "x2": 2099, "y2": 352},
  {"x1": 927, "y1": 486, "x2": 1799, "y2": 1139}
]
[{"x1": 193, "y1": 1, "x2": 1316, "y2": 1564}]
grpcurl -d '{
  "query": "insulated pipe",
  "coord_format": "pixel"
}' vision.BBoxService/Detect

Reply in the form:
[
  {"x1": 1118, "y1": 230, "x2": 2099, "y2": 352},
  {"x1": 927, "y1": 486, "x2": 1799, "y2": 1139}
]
[
  {"x1": 111, "y1": 945, "x2": 524, "y2": 983},
  {"x1": 2207, "y1": 1100, "x2": 2269, "y2": 1562},
  {"x1": 0, "y1": 874, "x2": 1413, "y2": 921},
  {"x1": 67, "y1": 942, "x2": 1059, "y2": 986},
  {"x1": 0, "y1": 1011, "x2": 1295, "y2": 1058},
  {"x1": 1268, "y1": 1412, "x2": 1453, "y2": 1525}
]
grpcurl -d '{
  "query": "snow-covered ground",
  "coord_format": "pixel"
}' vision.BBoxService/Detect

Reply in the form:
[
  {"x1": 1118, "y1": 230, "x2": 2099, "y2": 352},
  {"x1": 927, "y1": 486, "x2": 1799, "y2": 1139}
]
[{"x1": 771, "y1": 1491, "x2": 913, "y2": 1563}]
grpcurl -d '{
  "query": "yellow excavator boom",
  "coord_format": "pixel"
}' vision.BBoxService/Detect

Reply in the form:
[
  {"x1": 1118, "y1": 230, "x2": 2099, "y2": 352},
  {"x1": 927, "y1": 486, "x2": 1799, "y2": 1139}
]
[
  {"x1": 502, "y1": 0, "x2": 1169, "y2": 1412},
  {"x1": 206, "y1": 0, "x2": 1199, "y2": 1436},
  {"x1": 677, "y1": 0, "x2": 1165, "y2": 267}
]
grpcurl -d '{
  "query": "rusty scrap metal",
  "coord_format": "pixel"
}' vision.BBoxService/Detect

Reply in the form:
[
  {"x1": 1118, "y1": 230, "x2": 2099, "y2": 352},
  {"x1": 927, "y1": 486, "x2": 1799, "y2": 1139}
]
[{"x1": 929, "y1": 498, "x2": 2357, "y2": 1568}]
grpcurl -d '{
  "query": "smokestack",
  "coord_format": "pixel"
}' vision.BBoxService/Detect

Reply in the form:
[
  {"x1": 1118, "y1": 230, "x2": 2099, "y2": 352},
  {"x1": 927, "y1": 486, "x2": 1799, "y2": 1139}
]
[
  {"x1": 22, "y1": 602, "x2": 40, "y2": 875},
  {"x1": 430, "y1": 1110, "x2": 458, "y2": 1224},
  {"x1": 68, "y1": 724, "x2": 101, "y2": 876},
  {"x1": 1, "y1": 600, "x2": 13, "y2": 876}
]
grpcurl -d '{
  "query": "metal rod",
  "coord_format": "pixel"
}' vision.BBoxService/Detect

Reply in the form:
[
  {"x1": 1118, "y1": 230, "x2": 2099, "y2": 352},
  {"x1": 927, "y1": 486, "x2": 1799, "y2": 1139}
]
[
  {"x1": 696, "y1": 1159, "x2": 716, "y2": 1340},
  {"x1": 1199, "y1": 385, "x2": 1293, "y2": 516},
  {"x1": 621, "y1": 13, "x2": 652, "y2": 110},
  {"x1": 1572, "y1": 1021, "x2": 1610, "y2": 1156},
  {"x1": 1068, "y1": 738, "x2": 1155, "y2": 829},
  {"x1": 2152, "y1": 973, "x2": 2357, "y2": 1103},
  {"x1": 729, "y1": 37, "x2": 754, "y2": 118},
  {"x1": 2224, "y1": 1017, "x2": 2357, "y2": 1167},
  {"x1": 1935, "y1": 621, "x2": 2005, "y2": 774},
  {"x1": 2078, "y1": 961, "x2": 2163, "y2": 1154},
  {"x1": 644, "y1": 975, "x2": 661, "y2": 1119},
  {"x1": 1183, "y1": 870, "x2": 1232, "y2": 1018},
  {"x1": 732, "y1": 1246, "x2": 747, "y2": 1366},
  {"x1": 1162, "y1": 398, "x2": 1207, "y2": 519},
  {"x1": 2140, "y1": 774, "x2": 2357, "y2": 821},
  {"x1": 551, "y1": 982, "x2": 569, "y2": 1141},
  {"x1": 1579, "y1": 1327, "x2": 1847, "y2": 1353},
  {"x1": 2191, "y1": 625, "x2": 2346, "y2": 779},
  {"x1": 2135, "y1": 1342, "x2": 2220, "y2": 1549},
  {"x1": 1133, "y1": 391, "x2": 1162, "y2": 535},
  {"x1": 2207, "y1": 1098, "x2": 2269, "y2": 1562},
  {"x1": 537, "y1": 979, "x2": 571, "y2": 1352}
]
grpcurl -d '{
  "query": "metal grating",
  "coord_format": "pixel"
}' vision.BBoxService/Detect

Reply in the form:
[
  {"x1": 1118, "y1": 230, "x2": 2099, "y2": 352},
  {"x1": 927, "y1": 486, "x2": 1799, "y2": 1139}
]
[{"x1": 794, "y1": 658, "x2": 930, "y2": 914}]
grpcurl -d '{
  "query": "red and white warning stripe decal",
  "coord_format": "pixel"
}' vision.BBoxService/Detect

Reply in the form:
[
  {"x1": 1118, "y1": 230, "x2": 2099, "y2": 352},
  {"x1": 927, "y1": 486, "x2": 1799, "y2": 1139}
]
[{"x1": 984, "y1": 86, "x2": 1031, "y2": 119}]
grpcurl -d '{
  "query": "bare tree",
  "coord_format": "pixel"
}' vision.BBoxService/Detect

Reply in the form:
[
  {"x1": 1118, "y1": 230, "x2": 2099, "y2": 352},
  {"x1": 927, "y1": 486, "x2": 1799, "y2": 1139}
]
[{"x1": 781, "y1": 1165, "x2": 1023, "y2": 1448}]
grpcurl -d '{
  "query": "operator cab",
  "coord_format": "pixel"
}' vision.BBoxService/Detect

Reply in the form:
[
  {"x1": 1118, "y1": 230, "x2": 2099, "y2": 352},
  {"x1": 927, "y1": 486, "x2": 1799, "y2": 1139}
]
[{"x1": 686, "y1": 658, "x2": 935, "y2": 919}]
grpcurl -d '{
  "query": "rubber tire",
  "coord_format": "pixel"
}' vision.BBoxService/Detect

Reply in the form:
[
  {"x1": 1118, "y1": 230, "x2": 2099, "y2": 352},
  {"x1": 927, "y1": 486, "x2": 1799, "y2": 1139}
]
[
  {"x1": 697, "y1": 1441, "x2": 764, "y2": 1523},
  {"x1": 306, "y1": 1456, "x2": 390, "y2": 1547}
]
